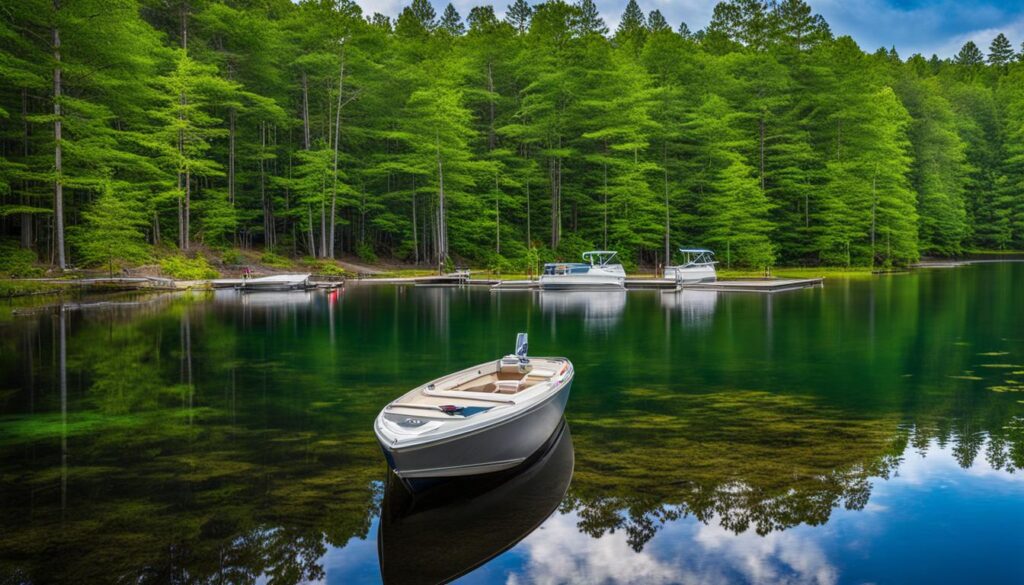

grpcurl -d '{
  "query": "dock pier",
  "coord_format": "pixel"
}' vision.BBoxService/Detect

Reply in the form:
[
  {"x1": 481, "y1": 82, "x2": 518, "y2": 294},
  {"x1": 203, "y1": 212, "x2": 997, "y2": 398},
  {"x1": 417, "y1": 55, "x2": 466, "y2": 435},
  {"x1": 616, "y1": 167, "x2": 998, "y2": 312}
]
[{"x1": 489, "y1": 277, "x2": 823, "y2": 293}]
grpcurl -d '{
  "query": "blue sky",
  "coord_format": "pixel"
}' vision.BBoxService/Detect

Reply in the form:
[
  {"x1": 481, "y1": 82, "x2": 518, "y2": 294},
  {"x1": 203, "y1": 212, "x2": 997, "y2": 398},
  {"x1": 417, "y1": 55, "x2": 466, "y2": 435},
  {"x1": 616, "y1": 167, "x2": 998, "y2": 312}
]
[{"x1": 356, "y1": 0, "x2": 1024, "y2": 58}]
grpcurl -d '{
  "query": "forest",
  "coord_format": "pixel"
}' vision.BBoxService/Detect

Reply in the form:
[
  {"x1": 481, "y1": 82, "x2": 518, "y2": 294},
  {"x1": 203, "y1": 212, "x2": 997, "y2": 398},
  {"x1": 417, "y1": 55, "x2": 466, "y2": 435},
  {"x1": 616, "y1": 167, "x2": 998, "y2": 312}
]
[{"x1": 0, "y1": 0, "x2": 1023, "y2": 272}]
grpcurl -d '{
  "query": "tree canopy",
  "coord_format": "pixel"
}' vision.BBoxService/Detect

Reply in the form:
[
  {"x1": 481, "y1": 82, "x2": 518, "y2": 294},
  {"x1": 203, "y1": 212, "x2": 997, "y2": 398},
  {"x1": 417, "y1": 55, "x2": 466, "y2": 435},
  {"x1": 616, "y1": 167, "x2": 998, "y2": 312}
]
[{"x1": 1, "y1": 0, "x2": 1023, "y2": 271}]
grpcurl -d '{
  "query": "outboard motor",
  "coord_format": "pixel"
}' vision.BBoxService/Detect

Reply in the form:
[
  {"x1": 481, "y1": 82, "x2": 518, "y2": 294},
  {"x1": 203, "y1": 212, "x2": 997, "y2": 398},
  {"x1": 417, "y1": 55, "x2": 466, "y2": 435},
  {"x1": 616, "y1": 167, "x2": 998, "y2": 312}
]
[{"x1": 515, "y1": 332, "x2": 528, "y2": 361}]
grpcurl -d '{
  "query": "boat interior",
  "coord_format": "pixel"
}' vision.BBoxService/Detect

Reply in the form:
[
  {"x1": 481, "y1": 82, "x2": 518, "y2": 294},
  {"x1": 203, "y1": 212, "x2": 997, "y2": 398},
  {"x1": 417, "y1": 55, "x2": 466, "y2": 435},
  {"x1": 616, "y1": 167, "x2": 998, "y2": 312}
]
[{"x1": 388, "y1": 357, "x2": 569, "y2": 412}]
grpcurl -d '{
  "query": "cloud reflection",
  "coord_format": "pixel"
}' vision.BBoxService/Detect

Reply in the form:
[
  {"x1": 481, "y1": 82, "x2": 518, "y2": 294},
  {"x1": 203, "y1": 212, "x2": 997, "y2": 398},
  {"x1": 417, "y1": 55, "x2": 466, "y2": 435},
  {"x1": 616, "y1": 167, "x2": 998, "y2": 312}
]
[{"x1": 505, "y1": 511, "x2": 837, "y2": 585}]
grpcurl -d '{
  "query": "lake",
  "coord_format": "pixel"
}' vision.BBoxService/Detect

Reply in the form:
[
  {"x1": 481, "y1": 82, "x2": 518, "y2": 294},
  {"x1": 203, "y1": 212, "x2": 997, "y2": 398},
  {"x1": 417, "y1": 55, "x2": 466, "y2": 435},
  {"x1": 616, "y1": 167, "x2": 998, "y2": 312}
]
[{"x1": 1, "y1": 264, "x2": 1023, "y2": 584}]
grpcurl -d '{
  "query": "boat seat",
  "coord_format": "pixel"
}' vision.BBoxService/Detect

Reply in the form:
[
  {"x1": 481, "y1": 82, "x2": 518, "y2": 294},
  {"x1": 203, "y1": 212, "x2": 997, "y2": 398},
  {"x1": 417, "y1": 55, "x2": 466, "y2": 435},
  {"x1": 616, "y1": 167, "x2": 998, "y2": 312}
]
[
  {"x1": 494, "y1": 380, "x2": 520, "y2": 394},
  {"x1": 498, "y1": 356, "x2": 532, "y2": 376}
]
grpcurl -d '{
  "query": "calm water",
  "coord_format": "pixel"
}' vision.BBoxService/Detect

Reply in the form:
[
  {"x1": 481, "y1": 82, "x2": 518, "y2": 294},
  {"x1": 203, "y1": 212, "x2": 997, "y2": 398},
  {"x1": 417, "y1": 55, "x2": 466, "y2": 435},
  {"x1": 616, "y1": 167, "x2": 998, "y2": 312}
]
[{"x1": 1, "y1": 264, "x2": 1023, "y2": 584}]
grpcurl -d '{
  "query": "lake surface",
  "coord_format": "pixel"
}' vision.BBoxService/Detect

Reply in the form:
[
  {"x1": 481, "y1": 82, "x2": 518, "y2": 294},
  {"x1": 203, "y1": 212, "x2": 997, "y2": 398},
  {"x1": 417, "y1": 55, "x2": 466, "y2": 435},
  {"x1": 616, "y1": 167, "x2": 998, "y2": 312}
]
[{"x1": 1, "y1": 264, "x2": 1023, "y2": 584}]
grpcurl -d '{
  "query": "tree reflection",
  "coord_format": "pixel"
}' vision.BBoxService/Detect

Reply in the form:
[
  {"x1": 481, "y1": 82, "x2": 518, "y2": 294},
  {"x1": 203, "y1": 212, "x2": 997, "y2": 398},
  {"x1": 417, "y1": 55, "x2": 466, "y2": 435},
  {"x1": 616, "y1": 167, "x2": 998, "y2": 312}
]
[{"x1": 1, "y1": 267, "x2": 1023, "y2": 582}]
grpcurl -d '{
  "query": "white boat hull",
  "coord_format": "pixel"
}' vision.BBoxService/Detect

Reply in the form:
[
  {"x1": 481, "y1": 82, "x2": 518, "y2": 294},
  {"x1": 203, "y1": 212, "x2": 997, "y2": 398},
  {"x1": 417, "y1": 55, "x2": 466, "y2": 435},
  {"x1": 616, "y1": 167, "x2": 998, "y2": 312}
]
[
  {"x1": 539, "y1": 271, "x2": 625, "y2": 290},
  {"x1": 664, "y1": 265, "x2": 716, "y2": 283},
  {"x1": 375, "y1": 365, "x2": 573, "y2": 480}
]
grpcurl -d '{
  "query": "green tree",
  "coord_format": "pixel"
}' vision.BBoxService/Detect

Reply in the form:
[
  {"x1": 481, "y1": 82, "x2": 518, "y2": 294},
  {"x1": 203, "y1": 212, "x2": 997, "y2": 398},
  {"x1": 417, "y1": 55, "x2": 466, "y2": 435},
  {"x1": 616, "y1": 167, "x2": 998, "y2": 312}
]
[
  {"x1": 687, "y1": 95, "x2": 775, "y2": 268},
  {"x1": 73, "y1": 182, "x2": 150, "y2": 274},
  {"x1": 955, "y1": 41, "x2": 985, "y2": 66},
  {"x1": 506, "y1": 0, "x2": 533, "y2": 34},
  {"x1": 987, "y1": 33, "x2": 1014, "y2": 67}
]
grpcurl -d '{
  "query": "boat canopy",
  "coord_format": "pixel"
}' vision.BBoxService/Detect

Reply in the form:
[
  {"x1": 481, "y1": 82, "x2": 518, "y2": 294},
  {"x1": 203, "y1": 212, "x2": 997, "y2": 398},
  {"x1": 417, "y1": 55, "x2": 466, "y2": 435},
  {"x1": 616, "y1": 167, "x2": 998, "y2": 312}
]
[
  {"x1": 581, "y1": 251, "x2": 619, "y2": 265},
  {"x1": 675, "y1": 248, "x2": 717, "y2": 267}
]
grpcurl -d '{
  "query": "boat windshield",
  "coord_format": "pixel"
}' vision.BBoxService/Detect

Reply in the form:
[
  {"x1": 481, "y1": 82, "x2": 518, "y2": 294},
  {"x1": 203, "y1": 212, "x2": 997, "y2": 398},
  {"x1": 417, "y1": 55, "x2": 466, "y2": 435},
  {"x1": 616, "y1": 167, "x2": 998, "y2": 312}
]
[
  {"x1": 581, "y1": 251, "x2": 619, "y2": 266},
  {"x1": 543, "y1": 263, "x2": 590, "y2": 275},
  {"x1": 677, "y1": 248, "x2": 716, "y2": 267}
]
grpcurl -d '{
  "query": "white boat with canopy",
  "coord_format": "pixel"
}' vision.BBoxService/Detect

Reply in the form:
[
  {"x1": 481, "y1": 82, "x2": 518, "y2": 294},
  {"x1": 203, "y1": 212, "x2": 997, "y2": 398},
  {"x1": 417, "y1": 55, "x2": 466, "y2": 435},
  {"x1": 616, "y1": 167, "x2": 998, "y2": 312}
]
[
  {"x1": 539, "y1": 251, "x2": 626, "y2": 290},
  {"x1": 664, "y1": 248, "x2": 717, "y2": 284}
]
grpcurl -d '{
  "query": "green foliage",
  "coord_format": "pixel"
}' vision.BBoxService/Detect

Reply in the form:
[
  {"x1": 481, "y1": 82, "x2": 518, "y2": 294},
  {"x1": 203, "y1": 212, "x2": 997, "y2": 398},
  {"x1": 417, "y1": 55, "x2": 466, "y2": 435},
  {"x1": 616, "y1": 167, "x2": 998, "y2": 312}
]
[
  {"x1": 159, "y1": 254, "x2": 218, "y2": 280},
  {"x1": 0, "y1": 240, "x2": 42, "y2": 277},
  {"x1": 220, "y1": 248, "x2": 242, "y2": 265},
  {"x1": 0, "y1": 0, "x2": 1018, "y2": 269},
  {"x1": 72, "y1": 184, "x2": 150, "y2": 272},
  {"x1": 305, "y1": 259, "x2": 347, "y2": 276},
  {"x1": 356, "y1": 242, "x2": 378, "y2": 264},
  {"x1": 259, "y1": 250, "x2": 292, "y2": 268}
]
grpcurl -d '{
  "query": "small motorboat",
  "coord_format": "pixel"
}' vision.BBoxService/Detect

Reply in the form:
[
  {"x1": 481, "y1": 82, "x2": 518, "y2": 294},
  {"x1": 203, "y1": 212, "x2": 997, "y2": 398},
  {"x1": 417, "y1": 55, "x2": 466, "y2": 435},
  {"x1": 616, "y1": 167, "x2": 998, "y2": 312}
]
[
  {"x1": 539, "y1": 250, "x2": 626, "y2": 290},
  {"x1": 374, "y1": 333, "x2": 573, "y2": 488},
  {"x1": 664, "y1": 248, "x2": 717, "y2": 284},
  {"x1": 236, "y1": 273, "x2": 312, "y2": 291}
]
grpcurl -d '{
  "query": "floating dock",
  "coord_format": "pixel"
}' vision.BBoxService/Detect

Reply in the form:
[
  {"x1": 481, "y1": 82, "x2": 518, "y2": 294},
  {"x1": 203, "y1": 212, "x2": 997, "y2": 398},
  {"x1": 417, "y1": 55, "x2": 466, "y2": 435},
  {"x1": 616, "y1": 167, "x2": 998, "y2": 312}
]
[
  {"x1": 490, "y1": 277, "x2": 823, "y2": 293},
  {"x1": 682, "y1": 278, "x2": 823, "y2": 292}
]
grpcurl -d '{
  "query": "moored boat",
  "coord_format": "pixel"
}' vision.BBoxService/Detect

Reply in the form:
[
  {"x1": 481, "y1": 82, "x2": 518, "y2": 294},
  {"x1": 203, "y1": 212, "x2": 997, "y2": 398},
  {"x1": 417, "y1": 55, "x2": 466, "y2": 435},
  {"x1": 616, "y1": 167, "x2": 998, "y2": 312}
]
[
  {"x1": 539, "y1": 250, "x2": 626, "y2": 290},
  {"x1": 236, "y1": 273, "x2": 312, "y2": 291},
  {"x1": 374, "y1": 333, "x2": 573, "y2": 488},
  {"x1": 664, "y1": 248, "x2": 717, "y2": 283}
]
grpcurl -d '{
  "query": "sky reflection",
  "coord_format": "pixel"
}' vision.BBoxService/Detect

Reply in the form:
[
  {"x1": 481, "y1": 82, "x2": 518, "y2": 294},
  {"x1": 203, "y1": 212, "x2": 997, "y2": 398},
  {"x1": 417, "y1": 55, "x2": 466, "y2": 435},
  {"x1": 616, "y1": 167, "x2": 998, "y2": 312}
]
[{"x1": 317, "y1": 439, "x2": 1024, "y2": 585}]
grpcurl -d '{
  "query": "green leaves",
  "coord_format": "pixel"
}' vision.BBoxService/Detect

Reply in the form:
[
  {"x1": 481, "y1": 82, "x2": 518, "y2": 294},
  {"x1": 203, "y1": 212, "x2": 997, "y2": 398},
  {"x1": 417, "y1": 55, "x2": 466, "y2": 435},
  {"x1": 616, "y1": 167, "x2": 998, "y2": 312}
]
[{"x1": 0, "y1": 0, "x2": 1017, "y2": 268}]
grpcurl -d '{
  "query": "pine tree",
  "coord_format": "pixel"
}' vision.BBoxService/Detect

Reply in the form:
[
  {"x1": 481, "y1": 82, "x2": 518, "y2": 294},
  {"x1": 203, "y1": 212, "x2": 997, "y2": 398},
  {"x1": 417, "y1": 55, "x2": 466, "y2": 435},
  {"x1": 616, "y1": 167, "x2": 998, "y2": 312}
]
[
  {"x1": 998, "y1": 67, "x2": 1024, "y2": 247},
  {"x1": 440, "y1": 4, "x2": 465, "y2": 36},
  {"x1": 614, "y1": 0, "x2": 647, "y2": 52},
  {"x1": 409, "y1": 0, "x2": 437, "y2": 31},
  {"x1": 687, "y1": 95, "x2": 775, "y2": 268},
  {"x1": 954, "y1": 41, "x2": 985, "y2": 66},
  {"x1": 987, "y1": 33, "x2": 1014, "y2": 67},
  {"x1": 152, "y1": 51, "x2": 237, "y2": 251},
  {"x1": 707, "y1": 0, "x2": 775, "y2": 52},
  {"x1": 574, "y1": 0, "x2": 607, "y2": 36},
  {"x1": 505, "y1": 0, "x2": 533, "y2": 34},
  {"x1": 820, "y1": 86, "x2": 917, "y2": 266},
  {"x1": 772, "y1": 0, "x2": 831, "y2": 53},
  {"x1": 897, "y1": 76, "x2": 968, "y2": 256},
  {"x1": 647, "y1": 10, "x2": 670, "y2": 33},
  {"x1": 73, "y1": 182, "x2": 149, "y2": 274}
]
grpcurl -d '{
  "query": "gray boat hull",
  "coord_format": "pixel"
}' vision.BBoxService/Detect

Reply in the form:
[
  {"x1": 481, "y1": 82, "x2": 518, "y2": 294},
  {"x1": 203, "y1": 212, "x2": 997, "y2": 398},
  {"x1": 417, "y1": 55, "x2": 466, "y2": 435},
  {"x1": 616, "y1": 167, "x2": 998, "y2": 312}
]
[{"x1": 380, "y1": 379, "x2": 572, "y2": 481}]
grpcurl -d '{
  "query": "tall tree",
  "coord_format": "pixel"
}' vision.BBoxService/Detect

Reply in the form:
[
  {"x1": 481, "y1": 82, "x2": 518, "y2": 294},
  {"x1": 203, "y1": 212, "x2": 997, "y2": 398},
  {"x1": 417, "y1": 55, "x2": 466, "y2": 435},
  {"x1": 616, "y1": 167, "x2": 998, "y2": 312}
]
[
  {"x1": 987, "y1": 33, "x2": 1014, "y2": 67},
  {"x1": 505, "y1": 0, "x2": 533, "y2": 34}
]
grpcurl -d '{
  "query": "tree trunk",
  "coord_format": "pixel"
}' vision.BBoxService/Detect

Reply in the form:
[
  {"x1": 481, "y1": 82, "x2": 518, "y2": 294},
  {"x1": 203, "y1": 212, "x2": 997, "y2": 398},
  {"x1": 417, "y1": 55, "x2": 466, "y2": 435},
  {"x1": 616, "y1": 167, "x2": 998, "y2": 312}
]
[
  {"x1": 320, "y1": 177, "x2": 327, "y2": 258},
  {"x1": 52, "y1": 1, "x2": 65, "y2": 269},
  {"x1": 486, "y1": 62, "x2": 496, "y2": 150},
  {"x1": 228, "y1": 108, "x2": 235, "y2": 205},
  {"x1": 495, "y1": 173, "x2": 500, "y2": 255},
  {"x1": 436, "y1": 133, "x2": 446, "y2": 273},
  {"x1": 412, "y1": 178, "x2": 418, "y2": 265},
  {"x1": 307, "y1": 205, "x2": 316, "y2": 257},
  {"x1": 20, "y1": 88, "x2": 32, "y2": 249},
  {"x1": 663, "y1": 142, "x2": 670, "y2": 266},
  {"x1": 329, "y1": 46, "x2": 345, "y2": 259},
  {"x1": 301, "y1": 71, "x2": 310, "y2": 150},
  {"x1": 602, "y1": 157, "x2": 608, "y2": 249},
  {"x1": 259, "y1": 121, "x2": 268, "y2": 249},
  {"x1": 759, "y1": 114, "x2": 766, "y2": 192},
  {"x1": 550, "y1": 156, "x2": 560, "y2": 249},
  {"x1": 525, "y1": 177, "x2": 531, "y2": 247},
  {"x1": 184, "y1": 170, "x2": 191, "y2": 251}
]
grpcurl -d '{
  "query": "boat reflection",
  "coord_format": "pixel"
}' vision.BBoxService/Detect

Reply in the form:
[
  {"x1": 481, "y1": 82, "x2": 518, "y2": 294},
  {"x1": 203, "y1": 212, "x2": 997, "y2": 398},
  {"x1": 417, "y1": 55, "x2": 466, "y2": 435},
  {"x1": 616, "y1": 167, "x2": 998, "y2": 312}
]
[
  {"x1": 378, "y1": 419, "x2": 574, "y2": 585},
  {"x1": 213, "y1": 289, "x2": 316, "y2": 308},
  {"x1": 660, "y1": 289, "x2": 718, "y2": 325},
  {"x1": 539, "y1": 290, "x2": 627, "y2": 329}
]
